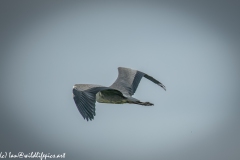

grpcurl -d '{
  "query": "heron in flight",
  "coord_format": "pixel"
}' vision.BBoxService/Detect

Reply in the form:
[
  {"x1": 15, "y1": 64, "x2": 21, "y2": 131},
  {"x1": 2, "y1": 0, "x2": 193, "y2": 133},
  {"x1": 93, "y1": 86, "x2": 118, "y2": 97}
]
[{"x1": 73, "y1": 67, "x2": 166, "y2": 121}]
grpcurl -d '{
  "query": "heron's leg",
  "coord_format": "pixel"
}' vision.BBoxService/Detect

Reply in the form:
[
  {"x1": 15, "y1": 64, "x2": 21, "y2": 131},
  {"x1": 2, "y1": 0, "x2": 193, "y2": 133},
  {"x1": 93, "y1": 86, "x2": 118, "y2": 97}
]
[
  {"x1": 139, "y1": 101, "x2": 154, "y2": 106},
  {"x1": 126, "y1": 97, "x2": 153, "y2": 106},
  {"x1": 127, "y1": 100, "x2": 154, "y2": 106}
]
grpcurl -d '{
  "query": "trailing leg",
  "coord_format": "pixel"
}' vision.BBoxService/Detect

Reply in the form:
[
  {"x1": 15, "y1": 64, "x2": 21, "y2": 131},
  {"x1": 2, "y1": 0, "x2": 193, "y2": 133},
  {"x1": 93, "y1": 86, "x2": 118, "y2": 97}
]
[{"x1": 127, "y1": 100, "x2": 154, "y2": 106}]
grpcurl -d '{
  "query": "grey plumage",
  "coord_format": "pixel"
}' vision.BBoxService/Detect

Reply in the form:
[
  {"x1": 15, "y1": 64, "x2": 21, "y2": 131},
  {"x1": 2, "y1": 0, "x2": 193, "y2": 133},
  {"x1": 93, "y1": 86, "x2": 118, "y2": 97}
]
[{"x1": 73, "y1": 67, "x2": 166, "y2": 121}]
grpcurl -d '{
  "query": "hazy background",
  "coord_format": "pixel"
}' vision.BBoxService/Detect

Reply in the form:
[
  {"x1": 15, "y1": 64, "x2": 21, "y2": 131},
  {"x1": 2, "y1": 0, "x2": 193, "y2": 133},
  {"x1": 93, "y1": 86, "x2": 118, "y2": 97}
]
[{"x1": 1, "y1": 0, "x2": 240, "y2": 160}]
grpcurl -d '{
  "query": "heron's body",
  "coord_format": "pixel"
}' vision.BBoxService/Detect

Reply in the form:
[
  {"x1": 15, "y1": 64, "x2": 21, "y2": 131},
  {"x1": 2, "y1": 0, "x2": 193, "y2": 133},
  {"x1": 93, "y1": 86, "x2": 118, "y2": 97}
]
[
  {"x1": 96, "y1": 91, "x2": 128, "y2": 104},
  {"x1": 72, "y1": 67, "x2": 166, "y2": 121}
]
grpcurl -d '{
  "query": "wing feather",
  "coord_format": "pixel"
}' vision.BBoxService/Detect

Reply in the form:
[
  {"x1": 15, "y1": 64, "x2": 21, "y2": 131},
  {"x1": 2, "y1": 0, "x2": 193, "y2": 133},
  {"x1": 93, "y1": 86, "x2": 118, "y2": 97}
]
[
  {"x1": 144, "y1": 74, "x2": 166, "y2": 91},
  {"x1": 72, "y1": 84, "x2": 120, "y2": 121},
  {"x1": 110, "y1": 67, "x2": 166, "y2": 96}
]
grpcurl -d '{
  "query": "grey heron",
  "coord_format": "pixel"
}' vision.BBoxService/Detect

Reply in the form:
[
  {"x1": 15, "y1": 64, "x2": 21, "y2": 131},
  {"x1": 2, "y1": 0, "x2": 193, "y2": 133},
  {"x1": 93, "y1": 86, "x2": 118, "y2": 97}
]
[{"x1": 73, "y1": 67, "x2": 166, "y2": 121}]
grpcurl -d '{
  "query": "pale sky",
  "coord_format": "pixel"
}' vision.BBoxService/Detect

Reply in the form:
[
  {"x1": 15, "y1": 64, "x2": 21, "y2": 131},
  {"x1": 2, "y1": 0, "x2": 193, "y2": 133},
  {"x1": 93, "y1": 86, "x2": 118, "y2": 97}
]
[{"x1": 1, "y1": 1, "x2": 240, "y2": 160}]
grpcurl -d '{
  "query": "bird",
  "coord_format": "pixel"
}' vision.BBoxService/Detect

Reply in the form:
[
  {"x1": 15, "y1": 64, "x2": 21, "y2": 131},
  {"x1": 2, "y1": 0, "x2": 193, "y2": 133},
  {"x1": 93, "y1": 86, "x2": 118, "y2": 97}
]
[{"x1": 72, "y1": 67, "x2": 166, "y2": 121}]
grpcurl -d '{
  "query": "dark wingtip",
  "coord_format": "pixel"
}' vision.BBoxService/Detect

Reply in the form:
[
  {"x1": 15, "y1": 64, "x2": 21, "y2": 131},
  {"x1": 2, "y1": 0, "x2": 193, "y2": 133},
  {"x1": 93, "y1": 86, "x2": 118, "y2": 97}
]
[
  {"x1": 158, "y1": 83, "x2": 166, "y2": 91},
  {"x1": 85, "y1": 116, "x2": 94, "y2": 121}
]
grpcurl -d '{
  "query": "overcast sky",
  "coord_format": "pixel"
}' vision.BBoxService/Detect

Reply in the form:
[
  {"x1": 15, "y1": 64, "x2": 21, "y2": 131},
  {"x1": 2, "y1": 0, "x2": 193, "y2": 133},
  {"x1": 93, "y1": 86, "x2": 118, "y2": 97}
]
[{"x1": 1, "y1": 1, "x2": 240, "y2": 160}]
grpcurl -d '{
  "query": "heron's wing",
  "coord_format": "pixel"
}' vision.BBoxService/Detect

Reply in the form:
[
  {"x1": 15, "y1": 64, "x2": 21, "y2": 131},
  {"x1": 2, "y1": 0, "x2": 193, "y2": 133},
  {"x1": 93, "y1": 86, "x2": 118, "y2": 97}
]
[
  {"x1": 110, "y1": 67, "x2": 166, "y2": 96},
  {"x1": 72, "y1": 84, "x2": 121, "y2": 121}
]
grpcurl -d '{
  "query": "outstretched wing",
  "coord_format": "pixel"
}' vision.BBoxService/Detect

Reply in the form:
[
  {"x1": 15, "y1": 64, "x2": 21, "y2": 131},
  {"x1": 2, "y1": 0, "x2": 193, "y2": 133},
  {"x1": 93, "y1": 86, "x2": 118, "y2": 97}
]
[
  {"x1": 110, "y1": 67, "x2": 166, "y2": 96},
  {"x1": 72, "y1": 84, "x2": 117, "y2": 121}
]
